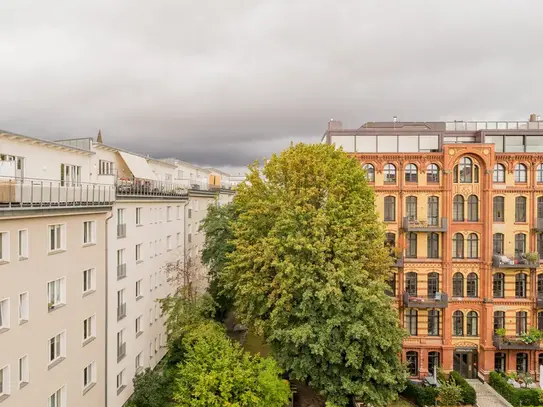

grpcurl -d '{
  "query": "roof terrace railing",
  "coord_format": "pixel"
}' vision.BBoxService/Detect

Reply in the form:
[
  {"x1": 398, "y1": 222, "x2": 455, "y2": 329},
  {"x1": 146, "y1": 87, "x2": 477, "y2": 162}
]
[{"x1": 446, "y1": 121, "x2": 543, "y2": 131}]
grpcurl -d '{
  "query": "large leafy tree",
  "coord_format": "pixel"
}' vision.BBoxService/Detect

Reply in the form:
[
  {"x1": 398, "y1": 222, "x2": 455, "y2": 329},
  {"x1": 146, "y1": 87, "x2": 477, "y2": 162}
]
[
  {"x1": 224, "y1": 143, "x2": 406, "y2": 406},
  {"x1": 173, "y1": 322, "x2": 291, "y2": 407}
]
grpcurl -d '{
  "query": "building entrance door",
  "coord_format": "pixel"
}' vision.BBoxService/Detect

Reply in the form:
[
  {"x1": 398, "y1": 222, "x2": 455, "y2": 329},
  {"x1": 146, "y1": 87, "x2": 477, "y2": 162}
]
[{"x1": 453, "y1": 349, "x2": 478, "y2": 379}]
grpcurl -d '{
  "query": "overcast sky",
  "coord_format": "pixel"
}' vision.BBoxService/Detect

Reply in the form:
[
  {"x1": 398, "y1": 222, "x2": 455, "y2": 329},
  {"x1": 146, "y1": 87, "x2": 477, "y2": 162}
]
[{"x1": 1, "y1": 1, "x2": 542, "y2": 174}]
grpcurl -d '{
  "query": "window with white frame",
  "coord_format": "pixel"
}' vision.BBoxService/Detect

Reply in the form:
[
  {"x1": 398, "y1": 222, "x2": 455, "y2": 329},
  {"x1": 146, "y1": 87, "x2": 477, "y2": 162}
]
[
  {"x1": 48, "y1": 332, "x2": 66, "y2": 364},
  {"x1": 83, "y1": 361, "x2": 96, "y2": 389},
  {"x1": 0, "y1": 231, "x2": 10, "y2": 262},
  {"x1": 167, "y1": 206, "x2": 172, "y2": 222},
  {"x1": 18, "y1": 292, "x2": 29, "y2": 323},
  {"x1": 99, "y1": 159, "x2": 114, "y2": 175},
  {"x1": 18, "y1": 355, "x2": 28, "y2": 386},
  {"x1": 136, "y1": 207, "x2": 143, "y2": 226},
  {"x1": 177, "y1": 205, "x2": 181, "y2": 219},
  {"x1": 47, "y1": 278, "x2": 66, "y2": 309},
  {"x1": 136, "y1": 279, "x2": 142, "y2": 299},
  {"x1": 18, "y1": 229, "x2": 28, "y2": 260},
  {"x1": 60, "y1": 163, "x2": 81, "y2": 186},
  {"x1": 83, "y1": 221, "x2": 96, "y2": 244},
  {"x1": 83, "y1": 315, "x2": 96, "y2": 342},
  {"x1": 117, "y1": 329, "x2": 126, "y2": 359},
  {"x1": 0, "y1": 298, "x2": 9, "y2": 330},
  {"x1": 135, "y1": 352, "x2": 143, "y2": 372},
  {"x1": 48, "y1": 386, "x2": 66, "y2": 407},
  {"x1": 117, "y1": 370, "x2": 125, "y2": 390},
  {"x1": 136, "y1": 243, "x2": 142, "y2": 262},
  {"x1": 188, "y1": 208, "x2": 192, "y2": 219},
  {"x1": 0, "y1": 365, "x2": 10, "y2": 396},
  {"x1": 48, "y1": 224, "x2": 65, "y2": 252},
  {"x1": 83, "y1": 268, "x2": 95, "y2": 293},
  {"x1": 135, "y1": 315, "x2": 143, "y2": 335},
  {"x1": 176, "y1": 232, "x2": 181, "y2": 247},
  {"x1": 166, "y1": 235, "x2": 172, "y2": 251}
]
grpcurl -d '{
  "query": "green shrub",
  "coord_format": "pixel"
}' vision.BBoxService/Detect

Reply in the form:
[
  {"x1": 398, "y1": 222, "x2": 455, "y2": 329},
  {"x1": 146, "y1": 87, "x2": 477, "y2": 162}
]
[
  {"x1": 489, "y1": 371, "x2": 542, "y2": 407},
  {"x1": 449, "y1": 371, "x2": 476, "y2": 405},
  {"x1": 438, "y1": 378, "x2": 463, "y2": 406},
  {"x1": 401, "y1": 381, "x2": 438, "y2": 407}
]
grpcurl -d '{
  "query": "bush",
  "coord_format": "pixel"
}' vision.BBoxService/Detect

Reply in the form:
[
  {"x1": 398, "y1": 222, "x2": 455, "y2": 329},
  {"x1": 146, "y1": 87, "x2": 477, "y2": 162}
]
[
  {"x1": 402, "y1": 381, "x2": 439, "y2": 407},
  {"x1": 449, "y1": 371, "x2": 476, "y2": 405},
  {"x1": 489, "y1": 371, "x2": 542, "y2": 407},
  {"x1": 438, "y1": 378, "x2": 463, "y2": 406},
  {"x1": 128, "y1": 367, "x2": 173, "y2": 407}
]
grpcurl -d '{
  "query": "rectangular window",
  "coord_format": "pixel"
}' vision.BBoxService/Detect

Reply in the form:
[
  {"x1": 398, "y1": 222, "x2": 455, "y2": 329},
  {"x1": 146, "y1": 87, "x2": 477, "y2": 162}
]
[
  {"x1": 83, "y1": 361, "x2": 96, "y2": 389},
  {"x1": 116, "y1": 370, "x2": 125, "y2": 390},
  {"x1": 48, "y1": 332, "x2": 65, "y2": 363},
  {"x1": 177, "y1": 232, "x2": 181, "y2": 247},
  {"x1": 83, "y1": 221, "x2": 96, "y2": 244},
  {"x1": 117, "y1": 289, "x2": 126, "y2": 320},
  {"x1": 136, "y1": 315, "x2": 143, "y2": 335},
  {"x1": 384, "y1": 196, "x2": 396, "y2": 222},
  {"x1": 0, "y1": 298, "x2": 9, "y2": 330},
  {"x1": 136, "y1": 279, "x2": 142, "y2": 299},
  {"x1": 0, "y1": 231, "x2": 9, "y2": 262},
  {"x1": 60, "y1": 163, "x2": 81, "y2": 186},
  {"x1": 48, "y1": 224, "x2": 65, "y2": 252},
  {"x1": 47, "y1": 278, "x2": 66, "y2": 309},
  {"x1": 48, "y1": 386, "x2": 66, "y2": 407},
  {"x1": 136, "y1": 243, "x2": 142, "y2": 262},
  {"x1": 99, "y1": 160, "x2": 114, "y2": 175},
  {"x1": 167, "y1": 206, "x2": 172, "y2": 221},
  {"x1": 167, "y1": 236, "x2": 172, "y2": 251},
  {"x1": 18, "y1": 229, "x2": 28, "y2": 259},
  {"x1": 188, "y1": 208, "x2": 192, "y2": 219},
  {"x1": 177, "y1": 205, "x2": 181, "y2": 219},
  {"x1": 493, "y1": 197, "x2": 505, "y2": 222},
  {"x1": 83, "y1": 268, "x2": 95, "y2": 293},
  {"x1": 117, "y1": 249, "x2": 126, "y2": 280},
  {"x1": 83, "y1": 315, "x2": 96, "y2": 341},
  {"x1": 0, "y1": 365, "x2": 10, "y2": 396},
  {"x1": 117, "y1": 330, "x2": 126, "y2": 359},
  {"x1": 18, "y1": 355, "x2": 28, "y2": 385},
  {"x1": 136, "y1": 207, "x2": 143, "y2": 225},
  {"x1": 117, "y1": 209, "x2": 126, "y2": 238},
  {"x1": 18, "y1": 292, "x2": 29, "y2": 322},
  {"x1": 515, "y1": 197, "x2": 527, "y2": 222},
  {"x1": 135, "y1": 352, "x2": 143, "y2": 372}
]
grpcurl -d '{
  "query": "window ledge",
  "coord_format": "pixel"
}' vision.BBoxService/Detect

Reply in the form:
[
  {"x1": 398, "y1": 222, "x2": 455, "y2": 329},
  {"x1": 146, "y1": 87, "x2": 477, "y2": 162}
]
[
  {"x1": 0, "y1": 394, "x2": 10, "y2": 403},
  {"x1": 82, "y1": 336, "x2": 96, "y2": 347},
  {"x1": 0, "y1": 260, "x2": 10, "y2": 266},
  {"x1": 48, "y1": 249, "x2": 66, "y2": 256},
  {"x1": 136, "y1": 224, "x2": 143, "y2": 227},
  {"x1": 18, "y1": 256, "x2": 28, "y2": 262},
  {"x1": 83, "y1": 289, "x2": 96, "y2": 298},
  {"x1": 19, "y1": 381, "x2": 29, "y2": 390},
  {"x1": 135, "y1": 366, "x2": 143, "y2": 374},
  {"x1": 82, "y1": 242, "x2": 96, "y2": 248},
  {"x1": 136, "y1": 260, "x2": 144, "y2": 265},
  {"x1": 136, "y1": 331, "x2": 143, "y2": 339},
  {"x1": 117, "y1": 353, "x2": 126, "y2": 363},
  {"x1": 48, "y1": 356, "x2": 66, "y2": 370},
  {"x1": 117, "y1": 385, "x2": 126, "y2": 395},
  {"x1": 19, "y1": 319, "x2": 28, "y2": 326},
  {"x1": 136, "y1": 295, "x2": 143, "y2": 301},
  {"x1": 48, "y1": 303, "x2": 66, "y2": 313},
  {"x1": 83, "y1": 382, "x2": 96, "y2": 396},
  {"x1": 0, "y1": 327, "x2": 9, "y2": 335}
]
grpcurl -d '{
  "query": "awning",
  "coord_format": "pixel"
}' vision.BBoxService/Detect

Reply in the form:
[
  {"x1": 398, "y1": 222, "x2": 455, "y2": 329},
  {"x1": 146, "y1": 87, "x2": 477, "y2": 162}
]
[{"x1": 119, "y1": 151, "x2": 158, "y2": 181}]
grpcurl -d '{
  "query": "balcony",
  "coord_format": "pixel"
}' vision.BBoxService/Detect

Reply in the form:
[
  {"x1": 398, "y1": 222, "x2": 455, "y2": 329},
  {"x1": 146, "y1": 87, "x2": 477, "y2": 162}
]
[
  {"x1": 116, "y1": 177, "x2": 190, "y2": 198},
  {"x1": 0, "y1": 176, "x2": 115, "y2": 209},
  {"x1": 492, "y1": 253, "x2": 539, "y2": 269},
  {"x1": 402, "y1": 217, "x2": 448, "y2": 232},
  {"x1": 117, "y1": 264, "x2": 127, "y2": 280},
  {"x1": 117, "y1": 223, "x2": 126, "y2": 238},
  {"x1": 493, "y1": 335, "x2": 540, "y2": 350},
  {"x1": 117, "y1": 303, "x2": 127, "y2": 320},
  {"x1": 403, "y1": 292, "x2": 448, "y2": 308}
]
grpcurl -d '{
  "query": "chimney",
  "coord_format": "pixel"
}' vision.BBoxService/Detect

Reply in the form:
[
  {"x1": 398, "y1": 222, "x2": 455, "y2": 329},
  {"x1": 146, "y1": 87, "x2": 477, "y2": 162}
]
[
  {"x1": 97, "y1": 129, "x2": 103, "y2": 143},
  {"x1": 328, "y1": 118, "x2": 343, "y2": 130},
  {"x1": 530, "y1": 113, "x2": 538, "y2": 122}
]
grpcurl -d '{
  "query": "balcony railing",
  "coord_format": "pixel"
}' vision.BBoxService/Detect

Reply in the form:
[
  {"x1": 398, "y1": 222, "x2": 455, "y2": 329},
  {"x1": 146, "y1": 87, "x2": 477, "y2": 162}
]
[
  {"x1": 493, "y1": 335, "x2": 540, "y2": 350},
  {"x1": 117, "y1": 343, "x2": 127, "y2": 360},
  {"x1": 116, "y1": 177, "x2": 190, "y2": 198},
  {"x1": 403, "y1": 292, "x2": 448, "y2": 308},
  {"x1": 402, "y1": 217, "x2": 448, "y2": 232},
  {"x1": 492, "y1": 254, "x2": 539, "y2": 269},
  {"x1": 117, "y1": 303, "x2": 127, "y2": 320},
  {"x1": 0, "y1": 176, "x2": 115, "y2": 209},
  {"x1": 117, "y1": 223, "x2": 126, "y2": 238},
  {"x1": 117, "y1": 264, "x2": 127, "y2": 280}
]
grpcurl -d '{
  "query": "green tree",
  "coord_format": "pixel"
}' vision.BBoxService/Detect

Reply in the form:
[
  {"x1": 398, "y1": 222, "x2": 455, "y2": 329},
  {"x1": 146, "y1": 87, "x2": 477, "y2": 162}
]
[
  {"x1": 173, "y1": 322, "x2": 291, "y2": 407},
  {"x1": 126, "y1": 367, "x2": 172, "y2": 407},
  {"x1": 224, "y1": 143, "x2": 407, "y2": 406},
  {"x1": 200, "y1": 202, "x2": 237, "y2": 319}
]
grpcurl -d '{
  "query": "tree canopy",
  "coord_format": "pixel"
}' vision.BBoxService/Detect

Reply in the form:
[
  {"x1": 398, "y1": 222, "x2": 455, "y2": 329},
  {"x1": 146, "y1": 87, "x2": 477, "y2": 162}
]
[{"x1": 224, "y1": 143, "x2": 407, "y2": 406}]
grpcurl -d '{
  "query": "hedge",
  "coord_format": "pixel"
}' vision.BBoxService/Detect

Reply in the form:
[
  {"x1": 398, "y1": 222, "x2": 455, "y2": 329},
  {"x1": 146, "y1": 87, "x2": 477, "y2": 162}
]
[
  {"x1": 449, "y1": 371, "x2": 477, "y2": 405},
  {"x1": 489, "y1": 371, "x2": 542, "y2": 407},
  {"x1": 402, "y1": 380, "x2": 439, "y2": 407}
]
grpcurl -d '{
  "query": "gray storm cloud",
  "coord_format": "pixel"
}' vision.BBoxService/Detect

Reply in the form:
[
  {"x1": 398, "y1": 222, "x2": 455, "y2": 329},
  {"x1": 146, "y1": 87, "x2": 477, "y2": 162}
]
[{"x1": 1, "y1": 0, "x2": 542, "y2": 171}]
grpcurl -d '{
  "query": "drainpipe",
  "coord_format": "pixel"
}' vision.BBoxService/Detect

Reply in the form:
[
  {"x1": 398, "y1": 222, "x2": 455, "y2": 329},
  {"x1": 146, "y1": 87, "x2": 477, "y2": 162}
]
[{"x1": 105, "y1": 210, "x2": 113, "y2": 407}]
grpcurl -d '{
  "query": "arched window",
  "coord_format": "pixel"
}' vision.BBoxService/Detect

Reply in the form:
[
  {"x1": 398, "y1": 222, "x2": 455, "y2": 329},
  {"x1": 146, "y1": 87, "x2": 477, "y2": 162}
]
[
  {"x1": 467, "y1": 273, "x2": 478, "y2": 297},
  {"x1": 384, "y1": 164, "x2": 397, "y2": 184},
  {"x1": 517, "y1": 353, "x2": 528, "y2": 373},
  {"x1": 537, "y1": 164, "x2": 543, "y2": 183},
  {"x1": 493, "y1": 233, "x2": 504, "y2": 255},
  {"x1": 467, "y1": 311, "x2": 479, "y2": 336},
  {"x1": 515, "y1": 196, "x2": 527, "y2": 223},
  {"x1": 406, "y1": 232, "x2": 417, "y2": 258},
  {"x1": 405, "y1": 272, "x2": 417, "y2": 296},
  {"x1": 428, "y1": 310, "x2": 440, "y2": 337},
  {"x1": 494, "y1": 311, "x2": 505, "y2": 332},
  {"x1": 538, "y1": 274, "x2": 543, "y2": 297},
  {"x1": 362, "y1": 164, "x2": 375, "y2": 182},
  {"x1": 453, "y1": 311, "x2": 464, "y2": 336},
  {"x1": 385, "y1": 232, "x2": 396, "y2": 248},
  {"x1": 405, "y1": 309, "x2": 418, "y2": 336},
  {"x1": 516, "y1": 311, "x2": 528, "y2": 335},
  {"x1": 427, "y1": 272, "x2": 439, "y2": 297},
  {"x1": 515, "y1": 273, "x2": 527, "y2": 298},
  {"x1": 467, "y1": 233, "x2": 479, "y2": 259},
  {"x1": 515, "y1": 233, "x2": 527, "y2": 258},
  {"x1": 467, "y1": 195, "x2": 478, "y2": 222},
  {"x1": 427, "y1": 164, "x2": 439, "y2": 183},
  {"x1": 405, "y1": 164, "x2": 418, "y2": 183},
  {"x1": 515, "y1": 163, "x2": 527, "y2": 183},
  {"x1": 427, "y1": 196, "x2": 439, "y2": 226},
  {"x1": 428, "y1": 351, "x2": 440, "y2": 373},
  {"x1": 427, "y1": 233, "x2": 439, "y2": 259},
  {"x1": 387, "y1": 273, "x2": 396, "y2": 296},
  {"x1": 493, "y1": 273, "x2": 505, "y2": 298},
  {"x1": 406, "y1": 196, "x2": 417, "y2": 221},
  {"x1": 493, "y1": 197, "x2": 505, "y2": 222},
  {"x1": 384, "y1": 196, "x2": 396, "y2": 221},
  {"x1": 453, "y1": 195, "x2": 464, "y2": 221},
  {"x1": 495, "y1": 352, "x2": 506, "y2": 372},
  {"x1": 493, "y1": 163, "x2": 506, "y2": 183},
  {"x1": 453, "y1": 273, "x2": 464, "y2": 297},
  {"x1": 453, "y1": 233, "x2": 464, "y2": 259},
  {"x1": 406, "y1": 351, "x2": 418, "y2": 376},
  {"x1": 459, "y1": 157, "x2": 473, "y2": 183}
]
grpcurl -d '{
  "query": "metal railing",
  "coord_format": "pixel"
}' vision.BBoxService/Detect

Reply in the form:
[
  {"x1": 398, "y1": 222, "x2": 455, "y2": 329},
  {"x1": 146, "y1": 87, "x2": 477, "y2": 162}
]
[
  {"x1": 116, "y1": 177, "x2": 189, "y2": 197},
  {"x1": 446, "y1": 121, "x2": 543, "y2": 131},
  {"x1": 0, "y1": 176, "x2": 115, "y2": 209},
  {"x1": 493, "y1": 335, "x2": 540, "y2": 350},
  {"x1": 492, "y1": 253, "x2": 539, "y2": 269},
  {"x1": 117, "y1": 224, "x2": 126, "y2": 238},
  {"x1": 402, "y1": 217, "x2": 448, "y2": 232},
  {"x1": 403, "y1": 292, "x2": 448, "y2": 308},
  {"x1": 117, "y1": 303, "x2": 127, "y2": 320},
  {"x1": 117, "y1": 264, "x2": 127, "y2": 280}
]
